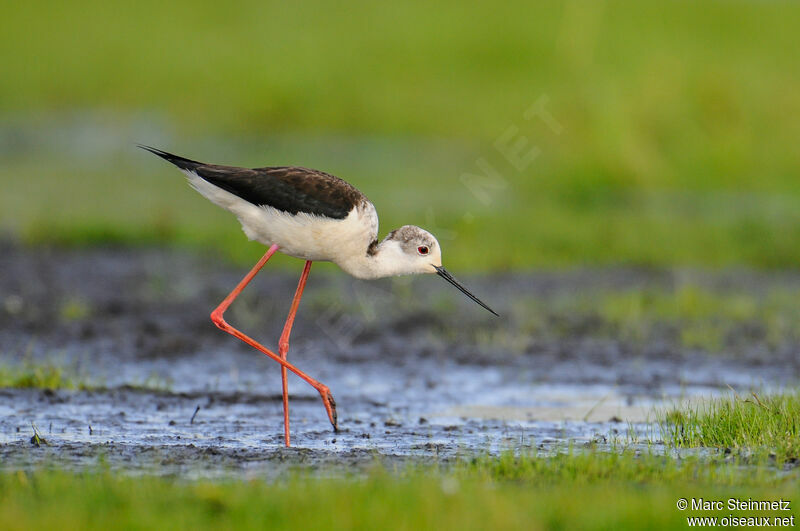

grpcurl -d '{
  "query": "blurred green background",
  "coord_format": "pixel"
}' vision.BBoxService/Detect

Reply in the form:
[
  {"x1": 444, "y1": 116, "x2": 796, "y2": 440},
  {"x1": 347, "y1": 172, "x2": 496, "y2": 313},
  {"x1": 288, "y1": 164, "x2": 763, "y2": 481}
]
[{"x1": 2, "y1": 0, "x2": 799, "y2": 271}]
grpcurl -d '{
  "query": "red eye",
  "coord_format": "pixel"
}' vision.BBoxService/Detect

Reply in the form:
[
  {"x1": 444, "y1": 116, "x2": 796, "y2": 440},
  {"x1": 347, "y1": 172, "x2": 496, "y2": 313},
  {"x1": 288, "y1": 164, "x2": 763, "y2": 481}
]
[{"x1": 418, "y1": 246, "x2": 429, "y2": 255}]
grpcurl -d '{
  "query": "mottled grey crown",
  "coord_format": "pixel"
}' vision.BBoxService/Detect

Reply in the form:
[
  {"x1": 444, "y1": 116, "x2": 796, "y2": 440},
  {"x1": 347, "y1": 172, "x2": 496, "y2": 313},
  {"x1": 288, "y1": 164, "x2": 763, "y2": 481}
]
[{"x1": 386, "y1": 225, "x2": 436, "y2": 254}]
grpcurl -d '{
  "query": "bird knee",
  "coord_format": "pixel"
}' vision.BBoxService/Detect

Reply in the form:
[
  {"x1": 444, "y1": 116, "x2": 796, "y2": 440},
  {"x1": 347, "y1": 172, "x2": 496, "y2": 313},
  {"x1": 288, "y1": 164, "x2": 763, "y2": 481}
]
[
  {"x1": 210, "y1": 310, "x2": 226, "y2": 329},
  {"x1": 278, "y1": 340, "x2": 290, "y2": 354}
]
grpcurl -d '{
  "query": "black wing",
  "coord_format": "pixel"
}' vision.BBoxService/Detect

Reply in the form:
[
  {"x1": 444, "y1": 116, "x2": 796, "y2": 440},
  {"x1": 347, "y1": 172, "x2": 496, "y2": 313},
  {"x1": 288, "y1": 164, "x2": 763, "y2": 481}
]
[{"x1": 139, "y1": 145, "x2": 363, "y2": 219}]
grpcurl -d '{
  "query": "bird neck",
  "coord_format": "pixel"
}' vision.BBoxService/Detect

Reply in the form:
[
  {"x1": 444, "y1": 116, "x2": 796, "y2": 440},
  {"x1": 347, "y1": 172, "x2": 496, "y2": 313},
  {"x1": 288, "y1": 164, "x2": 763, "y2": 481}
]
[{"x1": 337, "y1": 238, "x2": 408, "y2": 280}]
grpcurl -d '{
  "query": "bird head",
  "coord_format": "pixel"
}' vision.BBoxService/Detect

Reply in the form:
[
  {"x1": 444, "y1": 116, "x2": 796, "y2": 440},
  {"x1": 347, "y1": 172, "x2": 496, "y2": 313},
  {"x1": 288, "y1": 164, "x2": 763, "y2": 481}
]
[{"x1": 384, "y1": 225, "x2": 498, "y2": 316}]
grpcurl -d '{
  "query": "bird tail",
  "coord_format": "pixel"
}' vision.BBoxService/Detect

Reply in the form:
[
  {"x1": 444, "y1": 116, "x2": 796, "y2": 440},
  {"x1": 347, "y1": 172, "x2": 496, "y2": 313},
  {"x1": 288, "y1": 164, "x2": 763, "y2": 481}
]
[{"x1": 137, "y1": 145, "x2": 203, "y2": 171}]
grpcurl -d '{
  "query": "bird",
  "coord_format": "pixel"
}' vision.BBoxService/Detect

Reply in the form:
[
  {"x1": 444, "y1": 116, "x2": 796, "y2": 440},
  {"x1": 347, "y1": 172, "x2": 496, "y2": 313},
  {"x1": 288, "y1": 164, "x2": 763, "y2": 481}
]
[{"x1": 139, "y1": 145, "x2": 497, "y2": 447}]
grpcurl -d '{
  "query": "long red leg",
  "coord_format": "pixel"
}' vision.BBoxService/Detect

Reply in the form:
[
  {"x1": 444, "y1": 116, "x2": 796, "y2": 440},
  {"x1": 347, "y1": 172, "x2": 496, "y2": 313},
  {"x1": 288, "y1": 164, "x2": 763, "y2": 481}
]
[
  {"x1": 278, "y1": 260, "x2": 313, "y2": 447},
  {"x1": 210, "y1": 247, "x2": 337, "y2": 443}
]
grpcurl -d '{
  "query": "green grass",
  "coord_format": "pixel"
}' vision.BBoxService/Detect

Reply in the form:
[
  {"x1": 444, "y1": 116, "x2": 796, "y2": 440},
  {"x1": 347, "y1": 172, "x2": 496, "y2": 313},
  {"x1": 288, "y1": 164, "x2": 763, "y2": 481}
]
[
  {"x1": 456, "y1": 283, "x2": 800, "y2": 355},
  {"x1": 0, "y1": 361, "x2": 91, "y2": 391},
  {"x1": 2, "y1": 1, "x2": 800, "y2": 269},
  {"x1": 660, "y1": 390, "x2": 800, "y2": 465},
  {"x1": 1, "y1": 451, "x2": 796, "y2": 530},
  {"x1": 0, "y1": 360, "x2": 172, "y2": 392}
]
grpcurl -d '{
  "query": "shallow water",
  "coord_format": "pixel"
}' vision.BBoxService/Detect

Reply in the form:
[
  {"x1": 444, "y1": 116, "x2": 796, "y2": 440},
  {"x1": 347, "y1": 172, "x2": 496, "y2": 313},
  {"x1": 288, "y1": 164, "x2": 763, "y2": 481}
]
[
  {"x1": 0, "y1": 243, "x2": 796, "y2": 476},
  {"x1": 0, "y1": 353, "x2": 721, "y2": 477}
]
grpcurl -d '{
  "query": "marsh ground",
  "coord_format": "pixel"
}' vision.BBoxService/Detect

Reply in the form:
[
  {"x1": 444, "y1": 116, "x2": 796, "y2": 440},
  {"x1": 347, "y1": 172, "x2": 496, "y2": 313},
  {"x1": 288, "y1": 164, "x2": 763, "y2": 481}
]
[{"x1": 2, "y1": 242, "x2": 797, "y2": 475}]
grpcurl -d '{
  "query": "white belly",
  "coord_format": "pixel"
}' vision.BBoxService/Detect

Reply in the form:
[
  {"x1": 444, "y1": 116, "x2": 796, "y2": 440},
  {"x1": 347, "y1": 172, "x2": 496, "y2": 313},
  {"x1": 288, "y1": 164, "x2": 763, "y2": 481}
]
[{"x1": 185, "y1": 171, "x2": 377, "y2": 262}]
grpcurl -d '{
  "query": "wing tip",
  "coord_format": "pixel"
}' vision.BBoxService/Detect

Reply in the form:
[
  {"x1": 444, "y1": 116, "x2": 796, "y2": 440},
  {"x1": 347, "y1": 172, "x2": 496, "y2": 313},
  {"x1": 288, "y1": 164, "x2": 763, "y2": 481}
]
[{"x1": 137, "y1": 144, "x2": 202, "y2": 171}]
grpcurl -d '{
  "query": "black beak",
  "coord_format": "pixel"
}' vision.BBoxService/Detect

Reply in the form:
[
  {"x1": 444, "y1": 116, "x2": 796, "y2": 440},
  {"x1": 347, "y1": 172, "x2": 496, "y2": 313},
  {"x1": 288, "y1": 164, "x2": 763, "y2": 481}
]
[{"x1": 434, "y1": 266, "x2": 499, "y2": 316}]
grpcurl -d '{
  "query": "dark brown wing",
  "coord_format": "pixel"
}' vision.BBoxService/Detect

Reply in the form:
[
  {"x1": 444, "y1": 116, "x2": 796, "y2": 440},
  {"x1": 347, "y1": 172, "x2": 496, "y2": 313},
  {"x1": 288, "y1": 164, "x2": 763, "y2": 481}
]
[{"x1": 139, "y1": 145, "x2": 364, "y2": 219}]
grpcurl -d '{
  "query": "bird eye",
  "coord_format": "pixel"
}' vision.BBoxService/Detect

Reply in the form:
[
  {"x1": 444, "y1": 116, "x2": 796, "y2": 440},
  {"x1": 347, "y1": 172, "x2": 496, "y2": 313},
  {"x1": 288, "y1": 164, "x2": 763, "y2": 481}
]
[{"x1": 417, "y1": 246, "x2": 429, "y2": 255}]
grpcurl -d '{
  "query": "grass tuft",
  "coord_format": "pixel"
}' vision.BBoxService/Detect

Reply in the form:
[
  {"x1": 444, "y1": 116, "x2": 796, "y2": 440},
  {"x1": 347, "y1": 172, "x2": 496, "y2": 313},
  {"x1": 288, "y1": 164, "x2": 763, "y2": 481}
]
[
  {"x1": 659, "y1": 390, "x2": 800, "y2": 465},
  {"x1": 0, "y1": 361, "x2": 90, "y2": 390},
  {"x1": 0, "y1": 360, "x2": 171, "y2": 392}
]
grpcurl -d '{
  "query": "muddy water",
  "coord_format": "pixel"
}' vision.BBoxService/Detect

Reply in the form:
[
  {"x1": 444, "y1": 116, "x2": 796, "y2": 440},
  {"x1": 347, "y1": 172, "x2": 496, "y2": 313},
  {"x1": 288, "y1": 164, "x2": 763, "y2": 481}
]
[{"x1": 0, "y1": 243, "x2": 796, "y2": 476}]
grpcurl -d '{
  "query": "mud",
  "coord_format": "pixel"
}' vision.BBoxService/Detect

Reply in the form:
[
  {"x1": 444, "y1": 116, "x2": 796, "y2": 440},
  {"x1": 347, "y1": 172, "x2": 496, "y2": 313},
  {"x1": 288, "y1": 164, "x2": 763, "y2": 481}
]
[{"x1": 1, "y1": 241, "x2": 797, "y2": 476}]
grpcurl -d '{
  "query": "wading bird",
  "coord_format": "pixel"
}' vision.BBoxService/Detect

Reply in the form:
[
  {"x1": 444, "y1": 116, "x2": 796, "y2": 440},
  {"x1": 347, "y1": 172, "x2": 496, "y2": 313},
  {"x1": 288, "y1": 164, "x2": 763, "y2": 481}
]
[{"x1": 140, "y1": 145, "x2": 497, "y2": 446}]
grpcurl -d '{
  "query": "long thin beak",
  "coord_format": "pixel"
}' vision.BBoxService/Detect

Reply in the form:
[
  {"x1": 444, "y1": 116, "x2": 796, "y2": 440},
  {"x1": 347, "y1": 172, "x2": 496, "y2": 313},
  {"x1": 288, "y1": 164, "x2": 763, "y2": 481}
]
[{"x1": 434, "y1": 266, "x2": 499, "y2": 316}]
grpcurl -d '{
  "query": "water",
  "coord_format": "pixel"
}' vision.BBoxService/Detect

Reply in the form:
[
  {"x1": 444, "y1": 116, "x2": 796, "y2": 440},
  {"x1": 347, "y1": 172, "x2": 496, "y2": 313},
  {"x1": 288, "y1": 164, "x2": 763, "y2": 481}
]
[{"x1": 0, "y1": 242, "x2": 794, "y2": 477}]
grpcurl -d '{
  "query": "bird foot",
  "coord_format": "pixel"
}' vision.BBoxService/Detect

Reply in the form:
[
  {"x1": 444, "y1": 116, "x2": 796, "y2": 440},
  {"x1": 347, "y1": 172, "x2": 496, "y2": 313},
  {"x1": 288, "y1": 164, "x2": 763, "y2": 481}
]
[{"x1": 318, "y1": 386, "x2": 338, "y2": 431}]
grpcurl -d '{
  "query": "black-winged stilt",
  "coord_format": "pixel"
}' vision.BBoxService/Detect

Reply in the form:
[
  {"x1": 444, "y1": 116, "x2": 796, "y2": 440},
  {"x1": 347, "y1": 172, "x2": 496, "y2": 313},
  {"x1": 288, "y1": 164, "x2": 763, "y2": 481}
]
[{"x1": 139, "y1": 145, "x2": 497, "y2": 447}]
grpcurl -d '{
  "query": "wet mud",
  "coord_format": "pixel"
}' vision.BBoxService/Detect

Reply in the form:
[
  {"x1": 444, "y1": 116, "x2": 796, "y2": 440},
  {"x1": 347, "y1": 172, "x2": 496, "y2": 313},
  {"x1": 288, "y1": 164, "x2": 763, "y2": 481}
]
[{"x1": 1, "y1": 241, "x2": 797, "y2": 475}]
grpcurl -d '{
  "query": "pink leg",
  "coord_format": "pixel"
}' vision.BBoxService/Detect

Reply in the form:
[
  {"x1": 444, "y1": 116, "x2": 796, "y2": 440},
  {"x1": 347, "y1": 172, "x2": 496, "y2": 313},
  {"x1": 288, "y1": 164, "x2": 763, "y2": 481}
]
[
  {"x1": 278, "y1": 260, "x2": 313, "y2": 447},
  {"x1": 210, "y1": 247, "x2": 337, "y2": 445}
]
